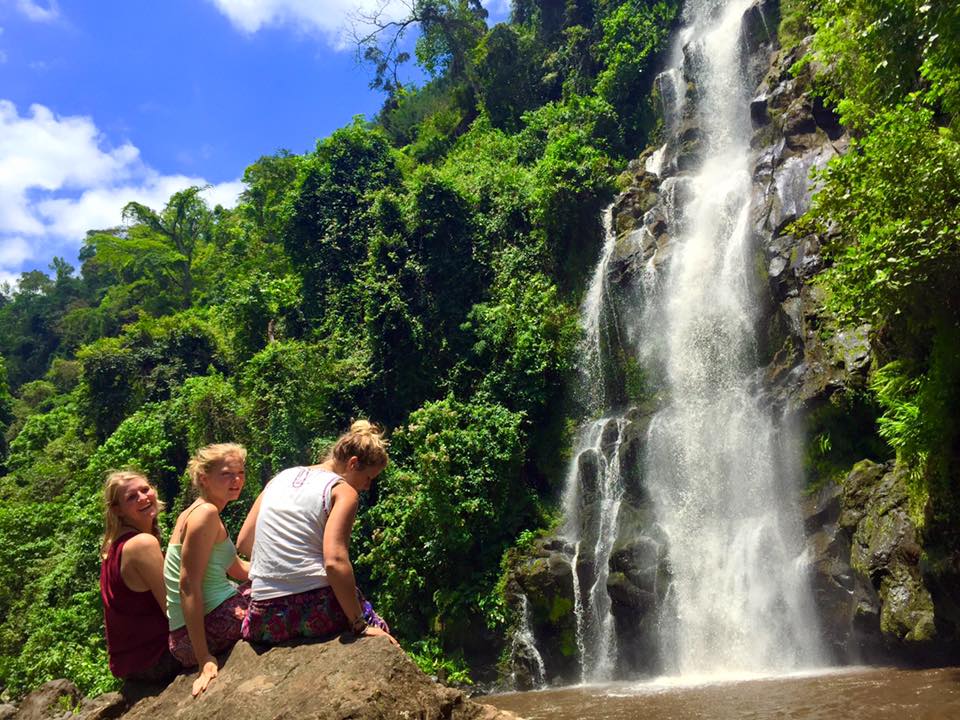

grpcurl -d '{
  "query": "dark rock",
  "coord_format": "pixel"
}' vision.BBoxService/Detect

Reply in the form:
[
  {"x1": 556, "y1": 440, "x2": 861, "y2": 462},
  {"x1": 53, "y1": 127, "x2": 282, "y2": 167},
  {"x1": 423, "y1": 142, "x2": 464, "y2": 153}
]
[
  {"x1": 120, "y1": 640, "x2": 516, "y2": 720},
  {"x1": 76, "y1": 693, "x2": 126, "y2": 720},
  {"x1": 540, "y1": 537, "x2": 574, "y2": 555},
  {"x1": 802, "y1": 480, "x2": 842, "y2": 533},
  {"x1": 13, "y1": 680, "x2": 82, "y2": 720},
  {"x1": 577, "y1": 449, "x2": 599, "y2": 506},
  {"x1": 811, "y1": 94, "x2": 843, "y2": 140},
  {"x1": 751, "y1": 92, "x2": 770, "y2": 127},
  {"x1": 838, "y1": 460, "x2": 887, "y2": 530},
  {"x1": 803, "y1": 459, "x2": 949, "y2": 662},
  {"x1": 741, "y1": 0, "x2": 775, "y2": 53},
  {"x1": 791, "y1": 234, "x2": 823, "y2": 280},
  {"x1": 505, "y1": 549, "x2": 579, "y2": 685},
  {"x1": 600, "y1": 418, "x2": 621, "y2": 452}
]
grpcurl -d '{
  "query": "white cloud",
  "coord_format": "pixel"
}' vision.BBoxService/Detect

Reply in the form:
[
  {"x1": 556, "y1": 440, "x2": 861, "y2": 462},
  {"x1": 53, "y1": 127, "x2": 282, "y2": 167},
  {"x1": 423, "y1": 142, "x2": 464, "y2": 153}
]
[
  {"x1": 207, "y1": 0, "x2": 507, "y2": 46},
  {"x1": 0, "y1": 236, "x2": 31, "y2": 266},
  {"x1": 208, "y1": 0, "x2": 406, "y2": 45},
  {"x1": 15, "y1": 0, "x2": 60, "y2": 22},
  {"x1": 0, "y1": 100, "x2": 243, "y2": 282}
]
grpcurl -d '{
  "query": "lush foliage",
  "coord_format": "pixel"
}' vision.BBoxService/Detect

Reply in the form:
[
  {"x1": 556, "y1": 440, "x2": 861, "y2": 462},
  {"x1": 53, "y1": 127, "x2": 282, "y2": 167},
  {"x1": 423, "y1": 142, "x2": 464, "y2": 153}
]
[
  {"x1": 788, "y1": 0, "x2": 960, "y2": 534},
  {"x1": 0, "y1": 0, "x2": 679, "y2": 695}
]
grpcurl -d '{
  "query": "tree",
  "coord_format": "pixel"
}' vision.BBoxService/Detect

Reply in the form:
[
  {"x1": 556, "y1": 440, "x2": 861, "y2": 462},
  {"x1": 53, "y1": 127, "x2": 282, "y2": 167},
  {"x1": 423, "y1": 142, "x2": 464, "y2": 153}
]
[
  {"x1": 88, "y1": 187, "x2": 212, "y2": 312},
  {"x1": 284, "y1": 121, "x2": 401, "y2": 327},
  {"x1": 354, "y1": 0, "x2": 489, "y2": 94}
]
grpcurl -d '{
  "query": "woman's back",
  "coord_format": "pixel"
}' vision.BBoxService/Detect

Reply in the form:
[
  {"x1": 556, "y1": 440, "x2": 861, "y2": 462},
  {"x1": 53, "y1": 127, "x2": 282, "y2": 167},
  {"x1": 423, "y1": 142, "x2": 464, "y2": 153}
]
[
  {"x1": 164, "y1": 536, "x2": 239, "y2": 629},
  {"x1": 101, "y1": 532, "x2": 169, "y2": 677},
  {"x1": 249, "y1": 466, "x2": 342, "y2": 600}
]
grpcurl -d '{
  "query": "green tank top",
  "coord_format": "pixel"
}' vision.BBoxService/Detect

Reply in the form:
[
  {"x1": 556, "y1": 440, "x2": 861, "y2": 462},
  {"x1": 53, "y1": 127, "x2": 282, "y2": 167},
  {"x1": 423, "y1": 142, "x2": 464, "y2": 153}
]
[{"x1": 164, "y1": 537, "x2": 239, "y2": 631}]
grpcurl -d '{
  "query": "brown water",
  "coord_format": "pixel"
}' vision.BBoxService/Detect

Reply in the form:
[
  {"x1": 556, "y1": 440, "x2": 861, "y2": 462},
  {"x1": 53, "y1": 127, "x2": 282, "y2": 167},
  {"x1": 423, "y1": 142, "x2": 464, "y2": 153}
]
[{"x1": 485, "y1": 667, "x2": 960, "y2": 720}]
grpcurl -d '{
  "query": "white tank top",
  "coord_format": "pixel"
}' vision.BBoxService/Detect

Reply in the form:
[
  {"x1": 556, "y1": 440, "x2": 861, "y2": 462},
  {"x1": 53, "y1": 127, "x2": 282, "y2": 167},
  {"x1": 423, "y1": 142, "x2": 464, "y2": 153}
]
[{"x1": 249, "y1": 467, "x2": 343, "y2": 600}]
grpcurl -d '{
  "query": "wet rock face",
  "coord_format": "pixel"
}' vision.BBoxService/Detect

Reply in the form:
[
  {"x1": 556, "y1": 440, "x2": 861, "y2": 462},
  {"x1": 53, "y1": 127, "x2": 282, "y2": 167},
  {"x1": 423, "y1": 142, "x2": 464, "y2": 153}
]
[
  {"x1": 803, "y1": 461, "x2": 950, "y2": 662},
  {"x1": 504, "y1": 540, "x2": 580, "y2": 686}
]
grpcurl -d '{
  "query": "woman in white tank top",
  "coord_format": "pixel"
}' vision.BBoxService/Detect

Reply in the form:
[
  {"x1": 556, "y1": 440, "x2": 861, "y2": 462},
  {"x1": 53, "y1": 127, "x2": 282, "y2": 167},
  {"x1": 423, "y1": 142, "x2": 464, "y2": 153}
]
[{"x1": 237, "y1": 421, "x2": 398, "y2": 647}]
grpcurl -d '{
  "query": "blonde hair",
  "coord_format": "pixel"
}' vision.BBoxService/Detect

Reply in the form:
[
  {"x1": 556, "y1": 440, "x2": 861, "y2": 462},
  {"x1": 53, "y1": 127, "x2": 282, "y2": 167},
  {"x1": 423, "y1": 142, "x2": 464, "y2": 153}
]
[
  {"x1": 187, "y1": 443, "x2": 247, "y2": 494},
  {"x1": 324, "y1": 420, "x2": 388, "y2": 469},
  {"x1": 101, "y1": 470, "x2": 165, "y2": 559}
]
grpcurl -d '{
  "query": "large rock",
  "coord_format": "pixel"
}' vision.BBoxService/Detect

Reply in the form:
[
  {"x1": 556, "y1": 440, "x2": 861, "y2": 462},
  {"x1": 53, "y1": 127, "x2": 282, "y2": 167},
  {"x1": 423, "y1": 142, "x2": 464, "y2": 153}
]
[
  {"x1": 503, "y1": 540, "x2": 579, "y2": 686},
  {"x1": 12, "y1": 679, "x2": 82, "y2": 720},
  {"x1": 803, "y1": 460, "x2": 948, "y2": 662},
  {"x1": 118, "y1": 639, "x2": 517, "y2": 720},
  {"x1": 844, "y1": 463, "x2": 936, "y2": 646}
]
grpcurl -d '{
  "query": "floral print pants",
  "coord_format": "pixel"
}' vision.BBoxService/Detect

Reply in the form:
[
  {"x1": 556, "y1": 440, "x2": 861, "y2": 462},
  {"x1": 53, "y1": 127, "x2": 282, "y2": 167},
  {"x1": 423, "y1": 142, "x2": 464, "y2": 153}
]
[{"x1": 241, "y1": 585, "x2": 388, "y2": 645}]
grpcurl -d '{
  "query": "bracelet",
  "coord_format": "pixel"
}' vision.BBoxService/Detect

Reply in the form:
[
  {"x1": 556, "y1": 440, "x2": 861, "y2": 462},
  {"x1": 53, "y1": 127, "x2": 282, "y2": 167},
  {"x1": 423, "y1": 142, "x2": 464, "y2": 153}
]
[{"x1": 351, "y1": 614, "x2": 368, "y2": 635}]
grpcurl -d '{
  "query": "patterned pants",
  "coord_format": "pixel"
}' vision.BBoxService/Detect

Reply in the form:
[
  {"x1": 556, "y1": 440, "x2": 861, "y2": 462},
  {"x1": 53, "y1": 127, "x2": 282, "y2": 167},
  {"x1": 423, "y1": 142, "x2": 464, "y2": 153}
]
[
  {"x1": 241, "y1": 585, "x2": 388, "y2": 645},
  {"x1": 168, "y1": 586, "x2": 251, "y2": 667}
]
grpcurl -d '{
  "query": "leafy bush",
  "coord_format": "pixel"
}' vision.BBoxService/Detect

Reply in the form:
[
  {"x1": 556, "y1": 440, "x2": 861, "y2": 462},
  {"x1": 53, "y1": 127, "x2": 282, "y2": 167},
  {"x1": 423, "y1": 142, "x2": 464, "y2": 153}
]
[{"x1": 356, "y1": 395, "x2": 533, "y2": 647}]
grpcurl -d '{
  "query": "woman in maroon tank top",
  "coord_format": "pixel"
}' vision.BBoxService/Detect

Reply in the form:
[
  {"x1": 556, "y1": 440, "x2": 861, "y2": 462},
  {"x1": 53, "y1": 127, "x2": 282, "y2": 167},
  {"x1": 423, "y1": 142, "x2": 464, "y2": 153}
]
[{"x1": 100, "y1": 471, "x2": 180, "y2": 682}]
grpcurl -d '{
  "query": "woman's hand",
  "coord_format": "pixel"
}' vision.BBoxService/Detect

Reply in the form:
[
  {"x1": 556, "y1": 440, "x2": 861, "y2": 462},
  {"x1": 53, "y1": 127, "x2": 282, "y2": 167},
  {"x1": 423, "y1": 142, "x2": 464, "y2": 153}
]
[
  {"x1": 361, "y1": 625, "x2": 401, "y2": 648},
  {"x1": 192, "y1": 656, "x2": 219, "y2": 697}
]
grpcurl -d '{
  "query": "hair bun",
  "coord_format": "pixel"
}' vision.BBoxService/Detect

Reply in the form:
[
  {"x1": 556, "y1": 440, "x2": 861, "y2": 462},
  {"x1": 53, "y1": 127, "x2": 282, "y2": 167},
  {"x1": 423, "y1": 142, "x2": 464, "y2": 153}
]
[{"x1": 350, "y1": 419, "x2": 382, "y2": 436}]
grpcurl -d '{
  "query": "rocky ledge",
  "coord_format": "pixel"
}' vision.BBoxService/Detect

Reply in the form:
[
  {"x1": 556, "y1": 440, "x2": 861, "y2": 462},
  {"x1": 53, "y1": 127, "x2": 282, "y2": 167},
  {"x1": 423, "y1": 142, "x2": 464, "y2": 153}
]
[{"x1": 3, "y1": 638, "x2": 520, "y2": 720}]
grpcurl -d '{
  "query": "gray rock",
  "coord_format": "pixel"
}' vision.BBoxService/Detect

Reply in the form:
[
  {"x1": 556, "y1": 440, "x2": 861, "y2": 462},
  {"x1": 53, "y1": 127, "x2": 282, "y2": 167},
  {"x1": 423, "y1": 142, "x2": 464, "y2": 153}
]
[
  {"x1": 12, "y1": 680, "x2": 82, "y2": 720},
  {"x1": 118, "y1": 640, "x2": 517, "y2": 720},
  {"x1": 75, "y1": 693, "x2": 126, "y2": 720},
  {"x1": 751, "y1": 92, "x2": 770, "y2": 127}
]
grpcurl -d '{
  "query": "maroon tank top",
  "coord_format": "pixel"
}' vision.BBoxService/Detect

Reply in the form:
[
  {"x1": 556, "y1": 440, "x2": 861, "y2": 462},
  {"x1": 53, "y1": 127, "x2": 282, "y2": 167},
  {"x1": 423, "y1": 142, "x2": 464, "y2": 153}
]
[{"x1": 100, "y1": 531, "x2": 169, "y2": 678}]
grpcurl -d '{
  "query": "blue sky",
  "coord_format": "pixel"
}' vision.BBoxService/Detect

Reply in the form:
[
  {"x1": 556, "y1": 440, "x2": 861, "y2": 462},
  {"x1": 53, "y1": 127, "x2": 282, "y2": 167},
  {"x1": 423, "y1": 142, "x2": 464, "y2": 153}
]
[{"x1": 0, "y1": 0, "x2": 509, "y2": 286}]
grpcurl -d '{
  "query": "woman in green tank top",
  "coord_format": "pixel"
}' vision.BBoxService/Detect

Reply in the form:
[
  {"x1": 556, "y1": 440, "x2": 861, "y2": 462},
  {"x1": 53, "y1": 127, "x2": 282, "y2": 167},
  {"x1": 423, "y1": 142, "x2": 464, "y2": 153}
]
[{"x1": 164, "y1": 443, "x2": 250, "y2": 697}]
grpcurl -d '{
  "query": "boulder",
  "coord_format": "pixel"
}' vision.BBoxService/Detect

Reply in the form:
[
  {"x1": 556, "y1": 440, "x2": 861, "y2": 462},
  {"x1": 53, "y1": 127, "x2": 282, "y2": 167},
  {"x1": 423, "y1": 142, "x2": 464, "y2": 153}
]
[
  {"x1": 504, "y1": 549, "x2": 579, "y2": 685},
  {"x1": 12, "y1": 679, "x2": 82, "y2": 720},
  {"x1": 803, "y1": 460, "x2": 951, "y2": 662},
  {"x1": 844, "y1": 464, "x2": 936, "y2": 646},
  {"x1": 118, "y1": 639, "x2": 517, "y2": 720},
  {"x1": 76, "y1": 693, "x2": 126, "y2": 720}
]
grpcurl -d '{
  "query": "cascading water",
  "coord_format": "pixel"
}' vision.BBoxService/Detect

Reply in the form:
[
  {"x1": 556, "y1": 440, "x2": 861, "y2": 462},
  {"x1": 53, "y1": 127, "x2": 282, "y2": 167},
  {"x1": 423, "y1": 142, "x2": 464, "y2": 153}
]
[
  {"x1": 561, "y1": 206, "x2": 630, "y2": 682},
  {"x1": 512, "y1": 595, "x2": 547, "y2": 688},
  {"x1": 641, "y1": 0, "x2": 823, "y2": 674},
  {"x1": 549, "y1": 0, "x2": 824, "y2": 684}
]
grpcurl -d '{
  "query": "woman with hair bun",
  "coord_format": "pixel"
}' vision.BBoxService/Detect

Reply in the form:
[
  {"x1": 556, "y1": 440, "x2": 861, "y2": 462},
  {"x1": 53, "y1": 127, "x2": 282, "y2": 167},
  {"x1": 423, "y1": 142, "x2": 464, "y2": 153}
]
[
  {"x1": 238, "y1": 420, "x2": 398, "y2": 647},
  {"x1": 100, "y1": 470, "x2": 181, "y2": 683},
  {"x1": 164, "y1": 443, "x2": 250, "y2": 696}
]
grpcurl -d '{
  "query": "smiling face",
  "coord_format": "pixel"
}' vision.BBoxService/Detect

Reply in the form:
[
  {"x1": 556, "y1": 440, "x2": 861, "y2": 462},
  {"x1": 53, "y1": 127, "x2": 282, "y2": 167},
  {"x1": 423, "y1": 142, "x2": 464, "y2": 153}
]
[
  {"x1": 198, "y1": 454, "x2": 246, "y2": 508},
  {"x1": 113, "y1": 477, "x2": 159, "y2": 533}
]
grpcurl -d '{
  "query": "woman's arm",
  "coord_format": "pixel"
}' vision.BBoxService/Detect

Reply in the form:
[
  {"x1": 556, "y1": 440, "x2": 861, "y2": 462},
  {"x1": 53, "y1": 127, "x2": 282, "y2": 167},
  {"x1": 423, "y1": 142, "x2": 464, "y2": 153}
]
[
  {"x1": 227, "y1": 555, "x2": 249, "y2": 581},
  {"x1": 236, "y1": 491, "x2": 264, "y2": 559},
  {"x1": 322, "y1": 484, "x2": 364, "y2": 625},
  {"x1": 179, "y1": 503, "x2": 221, "y2": 697},
  {"x1": 322, "y1": 485, "x2": 400, "y2": 647},
  {"x1": 121, "y1": 533, "x2": 167, "y2": 611}
]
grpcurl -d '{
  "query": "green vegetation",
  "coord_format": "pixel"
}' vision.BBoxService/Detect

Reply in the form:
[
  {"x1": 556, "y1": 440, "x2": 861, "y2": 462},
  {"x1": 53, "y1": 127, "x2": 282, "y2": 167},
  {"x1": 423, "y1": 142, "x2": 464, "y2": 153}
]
[
  {"x1": 0, "y1": 0, "x2": 679, "y2": 696},
  {"x1": 787, "y1": 0, "x2": 960, "y2": 532}
]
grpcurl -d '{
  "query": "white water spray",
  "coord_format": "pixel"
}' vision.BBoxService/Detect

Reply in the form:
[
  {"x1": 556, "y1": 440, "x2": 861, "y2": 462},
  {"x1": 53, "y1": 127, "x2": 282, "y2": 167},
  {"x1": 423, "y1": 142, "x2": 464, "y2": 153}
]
[{"x1": 641, "y1": 0, "x2": 823, "y2": 674}]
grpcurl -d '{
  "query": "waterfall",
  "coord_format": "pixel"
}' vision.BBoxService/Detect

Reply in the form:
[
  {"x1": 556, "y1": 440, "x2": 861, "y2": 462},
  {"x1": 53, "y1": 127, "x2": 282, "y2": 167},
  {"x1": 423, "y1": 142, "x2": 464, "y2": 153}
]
[
  {"x1": 554, "y1": 0, "x2": 824, "y2": 683},
  {"x1": 561, "y1": 206, "x2": 633, "y2": 682},
  {"x1": 512, "y1": 595, "x2": 547, "y2": 689},
  {"x1": 641, "y1": 0, "x2": 823, "y2": 674}
]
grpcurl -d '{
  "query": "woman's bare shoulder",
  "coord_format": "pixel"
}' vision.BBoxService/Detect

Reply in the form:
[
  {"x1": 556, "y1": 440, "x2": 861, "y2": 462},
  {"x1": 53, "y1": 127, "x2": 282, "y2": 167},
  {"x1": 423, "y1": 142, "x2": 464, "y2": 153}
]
[{"x1": 122, "y1": 532, "x2": 162, "y2": 556}]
